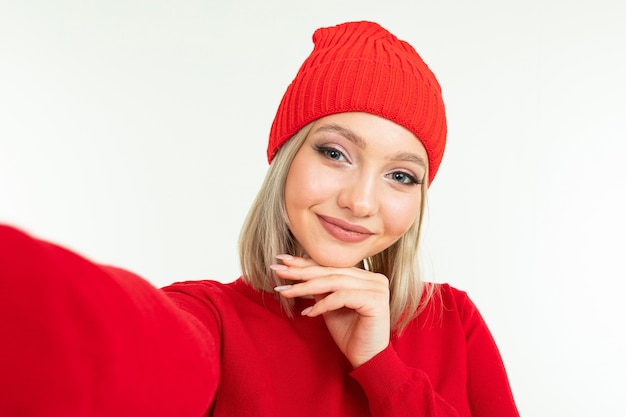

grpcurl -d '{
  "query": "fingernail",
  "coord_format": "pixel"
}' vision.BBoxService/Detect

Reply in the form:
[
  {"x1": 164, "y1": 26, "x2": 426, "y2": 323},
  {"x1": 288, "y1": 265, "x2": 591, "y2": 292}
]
[
  {"x1": 276, "y1": 254, "x2": 294, "y2": 261},
  {"x1": 269, "y1": 264, "x2": 288, "y2": 271},
  {"x1": 301, "y1": 306, "x2": 313, "y2": 316},
  {"x1": 274, "y1": 285, "x2": 292, "y2": 292}
]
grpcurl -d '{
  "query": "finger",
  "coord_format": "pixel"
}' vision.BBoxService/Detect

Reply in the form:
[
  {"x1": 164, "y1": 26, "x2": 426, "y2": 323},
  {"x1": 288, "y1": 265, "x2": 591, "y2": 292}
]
[
  {"x1": 274, "y1": 273, "x2": 386, "y2": 298},
  {"x1": 275, "y1": 254, "x2": 318, "y2": 267},
  {"x1": 302, "y1": 289, "x2": 390, "y2": 318},
  {"x1": 271, "y1": 262, "x2": 386, "y2": 284}
]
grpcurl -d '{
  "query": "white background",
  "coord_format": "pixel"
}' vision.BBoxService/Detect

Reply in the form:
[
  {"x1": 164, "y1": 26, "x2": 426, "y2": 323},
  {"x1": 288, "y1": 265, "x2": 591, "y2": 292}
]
[{"x1": 1, "y1": 1, "x2": 625, "y2": 415}]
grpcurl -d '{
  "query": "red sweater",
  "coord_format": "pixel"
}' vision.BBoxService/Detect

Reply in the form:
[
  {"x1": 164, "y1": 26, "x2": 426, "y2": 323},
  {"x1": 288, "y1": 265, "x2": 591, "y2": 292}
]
[{"x1": 0, "y1": 225, "x2": 519, "y2": 416}]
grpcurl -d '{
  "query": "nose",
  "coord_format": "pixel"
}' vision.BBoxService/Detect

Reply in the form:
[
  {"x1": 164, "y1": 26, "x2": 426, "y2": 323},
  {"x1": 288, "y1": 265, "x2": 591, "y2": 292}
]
[{"x1": 337, "y1": 172, "x2": 379, "y2": 217}]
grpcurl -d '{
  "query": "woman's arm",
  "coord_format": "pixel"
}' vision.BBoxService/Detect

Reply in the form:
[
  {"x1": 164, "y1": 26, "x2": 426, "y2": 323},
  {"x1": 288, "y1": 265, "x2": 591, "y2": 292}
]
[
  {"x1": 274, "y1": 255, "x2": 519, "y2": 417},
  {"x1": 351, "y1": 345, "x2": 461, "y2": 417},
  {"x1": 273, "y1": 255, "x2": 461, "y2": 416},
  {"x1": 0, "y1": 225, "x2": 219, "y2": 416},
  {"x1": 351, "y1": 289, "x2": 520, "y2": 417}
]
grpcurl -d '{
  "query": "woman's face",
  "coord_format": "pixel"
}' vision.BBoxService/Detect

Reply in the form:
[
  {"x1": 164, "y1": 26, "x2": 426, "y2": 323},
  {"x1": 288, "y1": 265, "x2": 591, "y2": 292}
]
[{"x1": 284, "y1": 112, "x2": 427, "y2": 267}]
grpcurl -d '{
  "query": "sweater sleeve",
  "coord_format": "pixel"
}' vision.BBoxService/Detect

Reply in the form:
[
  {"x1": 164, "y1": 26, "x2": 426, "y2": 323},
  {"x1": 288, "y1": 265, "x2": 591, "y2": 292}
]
[
  {"x1": 350, "y1": 345, "x2": 460, "y2": 417},
  {"x1": 0, "y1": 225, "x2": 220, "y2": 416},
  {"x1": 350, "y1": 287, "x2": 520, "y2": 417}
]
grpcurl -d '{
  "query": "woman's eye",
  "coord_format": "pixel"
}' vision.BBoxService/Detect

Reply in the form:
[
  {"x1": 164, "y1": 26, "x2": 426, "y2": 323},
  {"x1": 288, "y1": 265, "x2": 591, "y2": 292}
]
[
  {"x1": 390, "y1": 171, "x2": 420, "y2": 185},
  {"x1": 316, "y1": 146, "x2": 346, "y2": 161},
  {"x1": 326, "y1": 149, "x2": 343, "y2": 160}
]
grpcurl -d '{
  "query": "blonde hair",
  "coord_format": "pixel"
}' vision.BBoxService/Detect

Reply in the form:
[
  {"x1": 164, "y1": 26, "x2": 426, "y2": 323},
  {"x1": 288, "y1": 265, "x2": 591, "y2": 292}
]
[{"x1": 238, "y1": 123, "x2": 433, "y2": 333}]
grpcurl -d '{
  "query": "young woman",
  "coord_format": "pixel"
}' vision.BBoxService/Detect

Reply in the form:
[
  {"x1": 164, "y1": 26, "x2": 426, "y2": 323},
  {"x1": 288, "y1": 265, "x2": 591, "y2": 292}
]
[{"x1": 0, "y1": 21, "x2": 520, "y2": 416}]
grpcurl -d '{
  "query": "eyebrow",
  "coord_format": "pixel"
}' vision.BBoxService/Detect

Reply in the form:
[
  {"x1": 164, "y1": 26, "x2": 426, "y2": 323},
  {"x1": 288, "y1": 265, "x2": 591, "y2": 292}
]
[
  {"x1": 391, "y1": 151, "x2": 427, "y2": 168},
  {"x1": 313, "y1": 124, "x2": 367, "y2": 149},
  {"x1": 313, "y1": 123, "x2": 427, "y2": 168}
]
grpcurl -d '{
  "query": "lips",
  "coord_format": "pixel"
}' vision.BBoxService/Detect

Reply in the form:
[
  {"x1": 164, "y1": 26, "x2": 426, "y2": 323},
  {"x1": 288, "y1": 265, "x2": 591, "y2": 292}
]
[{"x1": 317, "y1": 215, "x2": 373, "y2": 243}]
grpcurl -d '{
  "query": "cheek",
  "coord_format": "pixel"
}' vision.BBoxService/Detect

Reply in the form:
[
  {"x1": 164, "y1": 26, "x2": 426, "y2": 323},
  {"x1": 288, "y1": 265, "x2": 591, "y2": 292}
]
[
  {"x1": 285, "y1": 165, "x2": 312, "y2": 215},
  {"x1": 382, "y1": 196, "x2": 422, "y2": 237},
  {"x1": 285, "y1": 162, "x2": 337, "y2": 211}
]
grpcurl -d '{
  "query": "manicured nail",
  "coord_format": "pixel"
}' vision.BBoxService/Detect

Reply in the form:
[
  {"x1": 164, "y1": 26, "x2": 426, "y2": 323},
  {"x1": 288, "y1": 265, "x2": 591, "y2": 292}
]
[
  {"x1": 269, "y1": 264, "x2": 288, "y2": 271},
  {"x1": 276, "y1": 254, "x2": 294, "y2": 261},
  {"x1": 274, "y1": 285, "x2": 292, "y2": 292},
  {"x1": 301, "y1": 306, "x2": 313, "y2": 316}
]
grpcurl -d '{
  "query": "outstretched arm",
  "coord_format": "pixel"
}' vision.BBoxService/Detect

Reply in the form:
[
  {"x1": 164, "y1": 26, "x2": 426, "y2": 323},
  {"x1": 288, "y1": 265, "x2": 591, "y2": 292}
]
[{"x1": 0, "y1": 225, "x2": 219, "y2": 416}]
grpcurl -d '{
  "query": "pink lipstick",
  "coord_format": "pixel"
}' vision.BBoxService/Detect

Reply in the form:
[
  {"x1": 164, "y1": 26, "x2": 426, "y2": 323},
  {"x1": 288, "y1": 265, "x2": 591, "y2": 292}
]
[{"x1": 317, "y1": 215, "x2": 373, "y2": 243}]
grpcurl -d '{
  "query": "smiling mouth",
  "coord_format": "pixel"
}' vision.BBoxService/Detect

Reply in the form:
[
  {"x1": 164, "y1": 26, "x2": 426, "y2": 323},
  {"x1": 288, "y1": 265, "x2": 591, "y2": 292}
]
[{"x1": 317, "y1": 215, "x2": 373, "y2": 243}]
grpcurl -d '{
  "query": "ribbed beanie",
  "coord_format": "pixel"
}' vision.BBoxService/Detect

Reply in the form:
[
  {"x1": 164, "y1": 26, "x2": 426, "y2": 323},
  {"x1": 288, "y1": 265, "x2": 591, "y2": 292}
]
[{"x1": 267, "y1": 21, "x2": 447, "y2": 185}]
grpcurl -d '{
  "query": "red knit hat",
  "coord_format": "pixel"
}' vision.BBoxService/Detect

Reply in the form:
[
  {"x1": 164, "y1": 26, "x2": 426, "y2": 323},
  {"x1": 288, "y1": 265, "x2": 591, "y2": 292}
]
[{"x1": 267, "y1": 21, "x2": 447, "y2": 185}]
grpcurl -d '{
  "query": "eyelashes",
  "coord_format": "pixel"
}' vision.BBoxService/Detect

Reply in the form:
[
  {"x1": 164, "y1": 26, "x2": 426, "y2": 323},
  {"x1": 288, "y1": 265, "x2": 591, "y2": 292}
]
[
  {"x1": 313, "y1": 144, "x2": 422, "y2": 186},
  {"x1": 314, "y1": 145, "x2": 347, "y2": 162},
  {"x1": 389, "y1": 171, "x2": 421, "y2": 185}
]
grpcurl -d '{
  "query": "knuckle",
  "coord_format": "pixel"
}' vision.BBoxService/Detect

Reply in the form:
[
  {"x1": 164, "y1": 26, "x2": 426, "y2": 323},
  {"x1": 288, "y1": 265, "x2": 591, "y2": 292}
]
[{"x1": 372, "y1": 272, "x2": 389, "y2": 283}]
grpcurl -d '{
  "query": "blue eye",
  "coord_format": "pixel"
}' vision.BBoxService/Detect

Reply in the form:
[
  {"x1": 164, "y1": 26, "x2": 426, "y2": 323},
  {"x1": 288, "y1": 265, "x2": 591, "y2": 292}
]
[
  {"x1": 315, "y1": 145, "x2": 346, "y2": 161},
  {"x1": 390, "y1": 171, "x2": 421, "y2": 185},
  {"x1": 326, "y1": 149, "x2": 343, "y2": 160}
]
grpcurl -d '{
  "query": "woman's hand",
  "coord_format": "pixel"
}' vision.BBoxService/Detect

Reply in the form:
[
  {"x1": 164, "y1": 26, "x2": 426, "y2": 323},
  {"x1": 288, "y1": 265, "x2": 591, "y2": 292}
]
[{"x1": 271, "y1": 254, "x2": 391, "y2": 368}]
